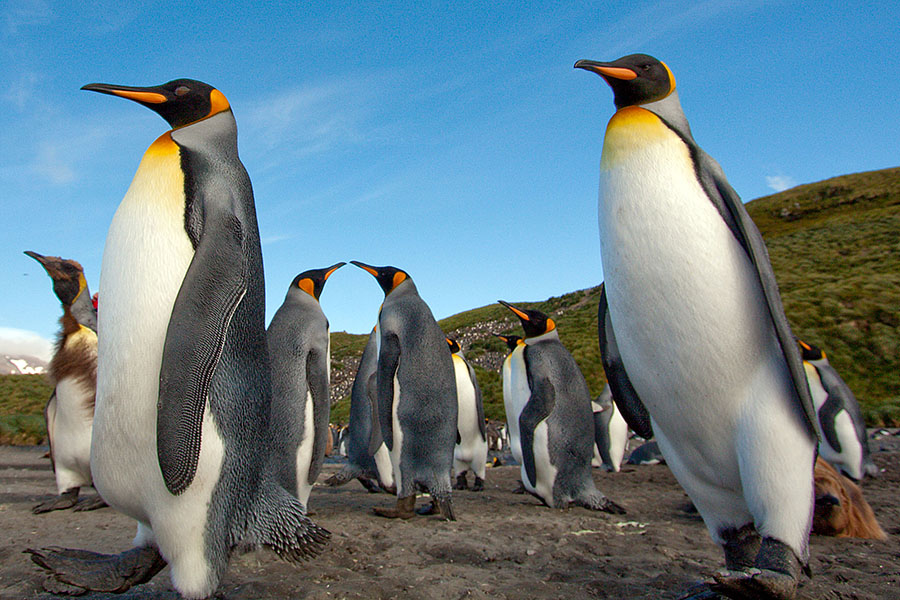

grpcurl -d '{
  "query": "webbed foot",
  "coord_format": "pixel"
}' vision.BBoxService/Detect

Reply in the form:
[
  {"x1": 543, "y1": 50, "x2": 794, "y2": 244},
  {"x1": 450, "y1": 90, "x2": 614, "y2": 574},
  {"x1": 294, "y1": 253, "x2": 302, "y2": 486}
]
[
  {"x1": 32, "y1": 488, "x2": 79, "y2": 514},
  {"x1": 73, "y1": 495, "x2": 108, "y2": 512},
  {"x1": 26, "y1": 545, "x2": 167, "y2": 594}
]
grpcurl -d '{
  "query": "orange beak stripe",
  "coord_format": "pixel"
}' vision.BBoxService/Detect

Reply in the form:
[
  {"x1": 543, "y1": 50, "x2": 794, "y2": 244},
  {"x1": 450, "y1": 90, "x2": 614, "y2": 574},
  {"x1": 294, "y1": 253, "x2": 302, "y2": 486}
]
[
  {"x1": 358, "y1": 264, "x2": 379, "y2": 277},
  {"x1": 323, "y1": 266, "x2": 340, "y2": 281},
  {"x1": 594, "y1": 66, "x2": 638, "y2": 81},
  {"x1": 507, "y1": 305, "x2": 530, "y2": 321},
  {"x1": 110, "y1": 89, "x2": 167, "y2": 104}
]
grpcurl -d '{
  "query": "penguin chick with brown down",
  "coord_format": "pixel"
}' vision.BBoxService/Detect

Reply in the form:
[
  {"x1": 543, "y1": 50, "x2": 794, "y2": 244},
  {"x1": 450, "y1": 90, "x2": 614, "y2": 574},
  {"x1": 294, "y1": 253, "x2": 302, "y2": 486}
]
[
  {"x1": 577, "y1": 54, "x2": 817, "y2": 600},
  {"x1": 25, "y1": 251, "x2": 106, "y2": 514},
  {"x1": 351, "y1": 261, "x2": 458, "y2": 520},
  {"x1": 498, "y1": 301, "x2": 624, "y2": 514},
  {"x1": 27, "y1": 79, "x2": 328, "y2": 599},
  {"x1": 268, "y1": 263, "x2": 344, "y2": 511}
]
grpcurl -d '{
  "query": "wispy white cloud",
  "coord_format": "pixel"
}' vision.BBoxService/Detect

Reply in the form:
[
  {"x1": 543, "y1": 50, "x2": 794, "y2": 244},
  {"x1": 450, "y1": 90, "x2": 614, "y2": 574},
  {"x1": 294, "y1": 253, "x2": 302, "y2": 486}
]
[
  {"x1": 765, "y1": 174, "x2": 796, "y2": 192},
  {"x1": 32, "y1": 141, "x2": 77, "y2": 184},
  {"x1": 0, "y1": 327, "x2": 53, "y2": 361},
  {"x1": 3, "y1": 0, "x2": 52, "y2": 35},
  {"x1": 3, "y1": 72, "x2": 42, "y2": 109}
]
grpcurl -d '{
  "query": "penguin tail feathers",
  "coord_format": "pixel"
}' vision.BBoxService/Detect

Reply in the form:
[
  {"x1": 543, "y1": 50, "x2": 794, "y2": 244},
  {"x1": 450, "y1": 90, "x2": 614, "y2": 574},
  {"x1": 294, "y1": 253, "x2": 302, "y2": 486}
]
[
  {"x1": 245, "y1": 482, "x2": 330, "y2": 562},
  {"x1": 323, "y1": 465, "x2": 361, "y2": 487}
]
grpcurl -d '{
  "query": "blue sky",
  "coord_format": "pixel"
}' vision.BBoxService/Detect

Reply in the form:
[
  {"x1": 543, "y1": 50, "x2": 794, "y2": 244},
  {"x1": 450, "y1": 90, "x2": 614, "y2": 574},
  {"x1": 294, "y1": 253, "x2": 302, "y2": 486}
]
[{"x1": 2, "y1": 1, "x2": 898, "y2": 359}]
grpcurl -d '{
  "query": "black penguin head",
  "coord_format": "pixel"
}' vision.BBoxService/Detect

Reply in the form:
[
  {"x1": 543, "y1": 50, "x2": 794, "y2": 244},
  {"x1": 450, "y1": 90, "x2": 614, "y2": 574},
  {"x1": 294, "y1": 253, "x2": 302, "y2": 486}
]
[
  {"x1": 498, "y1": 301, "x2": 556, "y2": 338},
  {"x1": 494, "y1": 333, "x2": 523, "y2": 351},
  {"x1": 351, "y1": 261, "x2": 410, "y2": 296},
  {"x1": 575, "y1": 54, "x2": 675, "y2": 109},
  {"x1": 446, "y1": 338, "x2": 461, "y2": 354},
  {"x1": 25, "y1": 251, "x2": 87, "y2": 306},
  {"x1": 799, "y1": 339, "x2": 826, "y2": 361},
  {"x1": 291, "y1": 262, "x2": 346, "y2": 301},
  {"x1": 81, "y1": 79, "x2": 230, "y2": 129}
]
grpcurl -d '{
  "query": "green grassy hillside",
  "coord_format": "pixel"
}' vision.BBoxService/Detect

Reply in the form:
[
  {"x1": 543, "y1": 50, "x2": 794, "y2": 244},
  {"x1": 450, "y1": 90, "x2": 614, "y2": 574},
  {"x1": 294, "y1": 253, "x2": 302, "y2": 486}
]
[
  {"x1": 0, "y1": 374, "x2": 52, "y2": 445},
  {"x1": 328, "y1": 167, "x2": 899, "y2": 426}
]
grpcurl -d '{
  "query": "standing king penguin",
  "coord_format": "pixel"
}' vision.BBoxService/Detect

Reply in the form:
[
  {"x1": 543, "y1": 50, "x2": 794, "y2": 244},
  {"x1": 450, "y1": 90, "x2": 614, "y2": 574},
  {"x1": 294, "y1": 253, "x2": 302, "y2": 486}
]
[
  {"x1": 576, "y1": 54, "x2": 817, "y2": 599},
  {"x1": 28, "y1": 79, "x2": 328, "y2": 598},
  {"x1": 447, "y1": 338, "x2": 488, "y2": 491},
  {"x1": 351, "y1": 262, "x2": 458, "y2": 520},
  {"x1": 592, "y1": 383, "x2": 628, "y2": 473},
  {"x1": 495, "y1": 333, "x2": 526, "y2": 469},
  {"x1": 268, "y1": 263, "x2": 344, "y2": 510},
  {"x1": 25, "y1": 251, "x2": 106, "y2": 514},
  {"x1": 498, "y1": 301, "x2": 624, "y2": 514},
  {"x1": 800, "y1": 340, "x2": 876, "y2": 481},
  {"x1": 325, "y1": 327, "x2": 395, "y2": 493}
]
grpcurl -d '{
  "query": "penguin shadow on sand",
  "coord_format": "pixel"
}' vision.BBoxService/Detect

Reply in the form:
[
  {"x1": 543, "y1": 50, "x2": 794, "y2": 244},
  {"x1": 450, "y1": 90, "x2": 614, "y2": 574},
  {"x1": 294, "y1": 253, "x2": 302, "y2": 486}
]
[
  {"x1": 24, "y1": 251, "x2": 107, "y2": 515},
  {"x1": 351, "y1": 262, "x2": 458, "y2": 520}
]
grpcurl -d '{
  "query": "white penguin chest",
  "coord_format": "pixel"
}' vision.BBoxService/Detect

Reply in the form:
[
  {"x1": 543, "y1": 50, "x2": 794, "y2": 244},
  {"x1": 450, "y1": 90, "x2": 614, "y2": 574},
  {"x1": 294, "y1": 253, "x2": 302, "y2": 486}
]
[
  {"x1": 598, "y1": 108, "x2": 777, "y2": 430},
  {"x1": 504, "y1": 348, "x2": 529, "y2": 464},
  {"x1": 93, "y1": 136, "x2": 197, "y2": 510}
]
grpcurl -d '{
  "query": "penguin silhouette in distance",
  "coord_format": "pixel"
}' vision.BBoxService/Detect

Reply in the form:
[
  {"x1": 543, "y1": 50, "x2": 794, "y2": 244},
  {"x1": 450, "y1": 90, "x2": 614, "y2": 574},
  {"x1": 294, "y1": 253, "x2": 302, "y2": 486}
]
[
  {"x1": 27, "y1": 79, "x2": 328, "y2": 598},
  {"x1": 351, "y1": 261, "x2": 458, "y2": 520},
  {"x1": 25, "y1": 251, "x2": 106, "y2": 514},
  {"x1": 577, "y1": 54, "x2": 817, "y2": 599}
]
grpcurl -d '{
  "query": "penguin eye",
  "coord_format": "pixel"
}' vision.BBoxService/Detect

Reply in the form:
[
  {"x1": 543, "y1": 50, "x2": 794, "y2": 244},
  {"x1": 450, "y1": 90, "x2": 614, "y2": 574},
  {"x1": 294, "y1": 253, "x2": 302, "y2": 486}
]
[{"x1": 174, "y1": 86, "x2": 190, "y2": 96}]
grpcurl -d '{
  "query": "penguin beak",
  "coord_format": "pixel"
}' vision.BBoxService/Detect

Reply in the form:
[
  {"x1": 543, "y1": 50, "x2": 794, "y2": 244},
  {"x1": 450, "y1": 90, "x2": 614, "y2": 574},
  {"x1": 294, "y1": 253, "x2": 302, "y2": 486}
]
[
  {"x1": 350, "y1": 261, "x2": 380, "y2": 278},
  {"x1": 81, "y1": 83, "x2": 169, "y2": 105},
  {"x1": 574, "y1": 60, "x2": 637, "y2": 81},
  {"x1": 24, "y1": 250, "x2": 49, "y2": 266},
  {"x1": 323, "y1": 262, "x2": 346, "y2": 281},
  {"x1": 498, "y1": 300, "x2": 530, "y2": 322}
]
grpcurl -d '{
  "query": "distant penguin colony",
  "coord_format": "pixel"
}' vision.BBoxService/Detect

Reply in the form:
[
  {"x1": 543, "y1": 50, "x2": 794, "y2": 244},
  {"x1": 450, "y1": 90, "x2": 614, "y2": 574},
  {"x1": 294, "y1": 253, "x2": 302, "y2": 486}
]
[
  {"x1": 23, "y1": 51, "x2": 877, "y2": 599},
  {"x1": 498, "y1": 301, "x2": 624, "y2": 514},
  {"x1": 28, "y1": 79, "x2": 328, "y2": 598},
  {"x1": 268, "y1": 263, "x2": 345, "y2": 510},
  {"x1": 577, "y1": 53, "x2": 818, "y2": 599},
  {"x1": 25, "y1": 251, "x2": 105, "y2": 514},
  {"x1": 352, "y1": 262, "x2": 458, "y2": 520},
  {"x1": 447, "y1": 338, "x2": 488, "y2": 491},
  {"x1": 800, "y1": 340, "x2": 876, "y2": 481}
]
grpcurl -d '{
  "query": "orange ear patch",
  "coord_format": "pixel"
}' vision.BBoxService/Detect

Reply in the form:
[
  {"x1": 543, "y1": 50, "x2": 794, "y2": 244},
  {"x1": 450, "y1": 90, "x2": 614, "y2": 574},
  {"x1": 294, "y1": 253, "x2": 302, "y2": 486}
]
[
  {"x1": 392, "y1": 271, "x2": 407, "y2": 289},
  {"x1": 209, "y1": 89, "x2": 230, "y2": 116},
  {"x1": 298, "y1": 278, "x2": 316, "y2": 296}
]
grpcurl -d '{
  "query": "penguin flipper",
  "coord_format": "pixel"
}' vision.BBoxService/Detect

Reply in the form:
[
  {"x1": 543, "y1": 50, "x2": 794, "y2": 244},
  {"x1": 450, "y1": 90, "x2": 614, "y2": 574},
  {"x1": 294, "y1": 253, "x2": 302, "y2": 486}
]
[
  {"x1": 365, "y1": 372, "x2": 385, "y2": 456},
  {"x1": 692, "y1": 148, "x2": 817, "y2": 439},
  {"x1": 44, "y1": 391, "x2": 57, "y2": 472},
  {"x1": 817, "y1": 362, "x2": 868, "y2": 456},
  {"x1": 157, "y1": 199, "x2": 249, "y2": 495},
  {"x1": 519, "y1": 370, "x2": 556, "y2": 490},
  {"x1": 597, "y1": 286, "x2": 654, "y2": 439},
  {"x1": 375, "y1": 332, "x2": 401, "y2": 452},
  {"x1": 306, "y1": 347, "x2": 331, "y2": 485},
  {"x1": 817, "y1": 391, "x2": 844, "y2": 454}
]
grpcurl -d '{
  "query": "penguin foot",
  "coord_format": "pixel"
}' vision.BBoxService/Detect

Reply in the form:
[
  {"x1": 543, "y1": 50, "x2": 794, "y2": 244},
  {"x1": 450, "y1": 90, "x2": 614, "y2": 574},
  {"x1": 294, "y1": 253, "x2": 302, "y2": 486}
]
[
  {"x1": 415, "y1": 502, "x2": 440, "y2": 516},
  {"x1": 32, "y1": 489, "x2": 79, "y2": 514},
  {"x1": 512, "y1": 480, "x2": 526, "y2": 494},
  {"x1": 431, "y1": 494, "x2": 456, "y2": 521},
  {"x1": 26, "y1": 544, "x2": 167, "y2": 594},
  {"x1": 358, "y1": 477, "x2": 383, "y2": 493},
  {"x1": 575, "y1": 494, "x2": 626, "y2": 515},
  {"x1": 453, "y1": 474, "x2": 469, "y2": 490},
  {"x1": 711, "y1": 568, "x2": 798, "y2": 600},
  {"x1": 720, "y1": 523, "x2": 761, "y2": 571},
  {"x1": 73, "y1": 496, "x2": 108, "y2": 512},
  {"x1": 472, "y1": 477, "x2": 485, "y2": 492},
  {"x1": 373, "y1": 495, "x2": 417, "y2": 519}
]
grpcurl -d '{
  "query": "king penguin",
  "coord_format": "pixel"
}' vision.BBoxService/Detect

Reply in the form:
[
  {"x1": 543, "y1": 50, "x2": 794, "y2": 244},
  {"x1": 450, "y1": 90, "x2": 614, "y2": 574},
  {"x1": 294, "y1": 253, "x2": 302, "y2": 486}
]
[
  {"x1": 498, "y1": 301, "x2": 624, "y2": 513},
  {"x1": 495, "y1": 333, "x2": 526, "y2": 469},
  {"x1": 592, "y1": 383, "x2": 628, "y2": 473},
  {"x1": 351, "y1": 261, "x2": 458, "y2": 520},
  {"x1": 447, "y1": 338, "x2": 488, "y2": 491},
  {"x1": 324, "y1": 327, "x2": 395, "y2": 493},
  {"x1": 25, "y1": 251, "x2": 106, "y2": 514},
  {"x1": 28, "y1": 79, "x2": 328, "y2": 598},
  {"x1": 799, "y1": 340, "x2": 876, "y2": 481},
  {"x1": 268, "y1": 263, "x2": 345, "y2": 510},
  {"x1": 577, "y1": 54, "x2": 817, "y2": 599}
]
